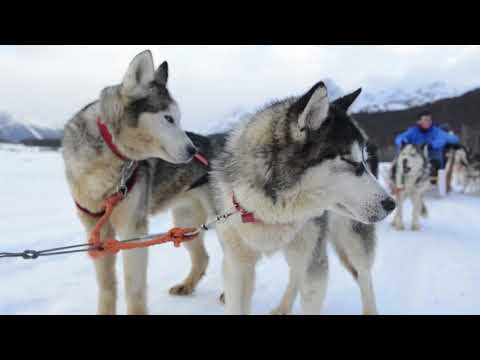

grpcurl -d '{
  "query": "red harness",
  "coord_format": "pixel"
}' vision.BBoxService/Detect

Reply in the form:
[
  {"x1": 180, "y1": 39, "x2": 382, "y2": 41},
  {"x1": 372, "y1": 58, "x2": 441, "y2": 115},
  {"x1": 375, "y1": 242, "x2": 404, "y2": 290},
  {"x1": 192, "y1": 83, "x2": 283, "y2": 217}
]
[
  {"x1": 232, "y1": 194, "x2": 261, "y2": 224},
  {"x1": 74, "y1": 167, "x2": 139, "y2": 217}
]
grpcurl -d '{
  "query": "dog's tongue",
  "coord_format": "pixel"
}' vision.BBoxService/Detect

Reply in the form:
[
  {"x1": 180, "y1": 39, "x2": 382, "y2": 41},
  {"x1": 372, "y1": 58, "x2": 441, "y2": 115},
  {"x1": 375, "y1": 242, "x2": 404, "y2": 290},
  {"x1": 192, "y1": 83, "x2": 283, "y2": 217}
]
[{"x1": 194, "y1": 153, "x2": 209, "y2": 167}]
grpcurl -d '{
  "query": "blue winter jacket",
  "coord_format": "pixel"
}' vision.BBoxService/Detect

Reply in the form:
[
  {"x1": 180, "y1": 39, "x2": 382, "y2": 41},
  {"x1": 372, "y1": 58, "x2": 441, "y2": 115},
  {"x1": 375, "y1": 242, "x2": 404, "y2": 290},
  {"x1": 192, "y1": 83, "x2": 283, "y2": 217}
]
[{"x1": 394, "y1": 125, "x2": 459, "y2": 168}]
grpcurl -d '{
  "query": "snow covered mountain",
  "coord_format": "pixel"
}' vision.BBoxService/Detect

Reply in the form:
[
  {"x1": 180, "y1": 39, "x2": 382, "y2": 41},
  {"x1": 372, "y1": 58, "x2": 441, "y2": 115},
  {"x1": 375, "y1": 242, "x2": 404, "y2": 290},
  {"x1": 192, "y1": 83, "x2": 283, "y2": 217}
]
[
  {"x1": 351, "y1": 82, "x2": 469, "y2": 114},
  {"x1": 209, "y1": 81, "x2": 473, "y2": 133},
  {"x1": 0, "y1": 112, "x2": 63, "y2": 144},
  {"x1": 208, "y1": 78, "x2": 345, "y2": 134}
]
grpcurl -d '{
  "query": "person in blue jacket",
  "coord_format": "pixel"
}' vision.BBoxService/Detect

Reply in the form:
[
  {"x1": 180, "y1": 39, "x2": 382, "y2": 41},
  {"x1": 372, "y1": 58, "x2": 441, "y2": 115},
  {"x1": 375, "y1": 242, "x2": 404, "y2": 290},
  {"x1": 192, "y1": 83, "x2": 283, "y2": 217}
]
[{"x1": 394, "y1": 110, "x2": 460, "y2": 179}]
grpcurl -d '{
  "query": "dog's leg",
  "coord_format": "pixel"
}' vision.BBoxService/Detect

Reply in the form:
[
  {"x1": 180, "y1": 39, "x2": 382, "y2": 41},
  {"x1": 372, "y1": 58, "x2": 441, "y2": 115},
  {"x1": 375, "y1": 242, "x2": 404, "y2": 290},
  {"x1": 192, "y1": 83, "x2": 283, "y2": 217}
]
[
  {"x1": 392, "y1": 193, "x2": 405, "y2": 231},
  {"x1": 78, "y1": 213, "x2": 117, "y2": 315},
  {"x1": 330, "y1": 216, "x2": 378, "y2": 315},
  {"x1": 339, "y1": 237, "x2": 378, "y2": 316},
  {"x1": 169, "y1": 204, "x2": 209, "y2": 296},
  {"x1": 421, "y1": 199, "x2": 428, "y2": 218},
  {"x1": 110, "y1": 192, "x2": 149, "y2": 315},
  {"x1": 299, "y1": 241, "x2": 329, "y2": 315},
  {"x1": 411, "y1": 193, "x2": 422, "y2": 231},
  {"x1": 121, "y1": 216, "x2": 149, "y2": 315},
  {"x1": 274, "y1": 222, "x2": 328, "y2": 315},
  {"x1": 220, "y1": 229, "x2": 258, "y2": 315},
  {"x1": 357, "y1": 271, "x2": 377, "y2": 315},
  {"x1": 95, "y1": 253, "x2": 118, "y2": 315},
  {"x1": 118, "y1": 221, "x2": 149, "y2": 315},
  {"x1": 335, "y1": 247, "x2": 377, "y2": 315},
  {"x1": 223, "y1": 257, "x2": 257, "y2": 315},
  {"x1": 270, "y1": 232, "x2": 310, "y2": 315},
  {"x1": 270, "y1": 267, "x2": 300, "y2": 315}
]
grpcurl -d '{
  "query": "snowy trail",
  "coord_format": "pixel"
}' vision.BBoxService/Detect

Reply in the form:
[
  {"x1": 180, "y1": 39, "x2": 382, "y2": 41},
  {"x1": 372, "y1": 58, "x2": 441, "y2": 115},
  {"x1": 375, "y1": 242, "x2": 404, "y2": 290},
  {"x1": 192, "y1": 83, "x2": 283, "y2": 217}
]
[{"x1": 0, "y1": 145, "x2": 478, "y2": 315}]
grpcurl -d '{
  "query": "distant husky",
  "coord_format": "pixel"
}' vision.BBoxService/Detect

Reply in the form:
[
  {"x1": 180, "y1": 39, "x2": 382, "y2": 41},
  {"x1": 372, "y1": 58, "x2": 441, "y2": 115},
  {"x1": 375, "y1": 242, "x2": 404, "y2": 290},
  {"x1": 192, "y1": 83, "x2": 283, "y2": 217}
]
[
  {"x1": 465, "y1": 153, "x2": 480, "y2": 194},
  {"x1": 210, "y1": 83, "x2": 396, "y2": 315},
  {"x1": 62, "y1": 50, "x2": 216, "y2": 314},
  {"x1": 445, "y1": 144, "x2": 470, "y2": 193},
  {"x1": 389, "y1": 144, "x2": 431, "y2": 231}
]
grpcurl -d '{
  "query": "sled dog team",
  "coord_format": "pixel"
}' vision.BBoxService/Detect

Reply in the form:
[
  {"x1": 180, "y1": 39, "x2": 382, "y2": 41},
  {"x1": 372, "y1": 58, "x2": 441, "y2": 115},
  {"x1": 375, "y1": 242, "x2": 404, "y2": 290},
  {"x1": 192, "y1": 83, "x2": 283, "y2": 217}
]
[{"x1": 62, "y1": 50, "x2": 397, "y2": 315}]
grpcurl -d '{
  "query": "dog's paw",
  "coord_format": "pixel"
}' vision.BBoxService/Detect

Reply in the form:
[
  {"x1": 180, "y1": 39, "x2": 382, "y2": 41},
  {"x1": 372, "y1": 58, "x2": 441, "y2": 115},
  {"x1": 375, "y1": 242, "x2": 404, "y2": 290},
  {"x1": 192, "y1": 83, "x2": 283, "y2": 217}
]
[
  {"x1": 169, "y1": 283, "x2": 194, "y2": 296},
  {"x1": 270, "y1": 307, "x2": 290, "y2": 315},
  {"x1": 219, "y1": 292, "x2": 225, "y2": 304},
  {"x1": 411, "y1": 224, "x2": 421, "y2": 231}
]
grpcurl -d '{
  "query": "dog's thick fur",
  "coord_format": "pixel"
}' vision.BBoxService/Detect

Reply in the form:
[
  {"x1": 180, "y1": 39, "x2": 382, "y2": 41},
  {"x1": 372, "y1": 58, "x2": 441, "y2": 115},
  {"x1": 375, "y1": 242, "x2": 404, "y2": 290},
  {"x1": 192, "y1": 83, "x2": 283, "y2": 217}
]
[
  {"x1": 62, "y1": 50, "x2": 217, "y2": 314},
  {"x1": 389, "y1": 144, "x2": 431, "y2": 231},
  {"x1": 209, "y1": 83, "x2": 395, "y2": 315}
]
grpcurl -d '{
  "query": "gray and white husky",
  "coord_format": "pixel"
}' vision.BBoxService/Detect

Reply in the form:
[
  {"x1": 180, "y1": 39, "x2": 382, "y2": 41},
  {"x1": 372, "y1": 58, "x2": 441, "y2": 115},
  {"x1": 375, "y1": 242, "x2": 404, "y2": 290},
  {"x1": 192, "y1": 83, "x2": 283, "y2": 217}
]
[
  {"x1": 389, "y1": 144, "x2": 431, "y2": 231},
  {"x1": 62, "y1": 50, "x2": 214, "y2": 314},
  {"x1": 465, "y1": 153, "x2": 480, "y2": 194},
  {"x1": 210, "y1": 82, "x2": 396, "y2": 315},
  {"x1": 445, "y1": 145, "x2": 470, "y2": 193},
  {"x1": 271, "y1": 142, "x2": 381, "y2": 315}
]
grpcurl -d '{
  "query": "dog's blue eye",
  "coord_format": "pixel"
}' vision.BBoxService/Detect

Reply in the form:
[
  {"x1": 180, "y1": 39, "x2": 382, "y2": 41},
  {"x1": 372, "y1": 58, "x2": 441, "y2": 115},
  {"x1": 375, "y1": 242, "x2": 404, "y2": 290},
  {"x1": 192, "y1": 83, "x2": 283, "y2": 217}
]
[{"x1": 165, "y1": 115, "x2": 174, "y2": 124}]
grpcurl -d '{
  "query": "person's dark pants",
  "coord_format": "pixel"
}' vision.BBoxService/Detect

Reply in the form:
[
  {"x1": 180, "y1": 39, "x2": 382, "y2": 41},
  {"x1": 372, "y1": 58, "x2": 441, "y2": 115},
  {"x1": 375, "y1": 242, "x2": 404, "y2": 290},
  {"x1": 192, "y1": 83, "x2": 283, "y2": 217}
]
[{"x1": 430, "y1": 159, "x2": 441, "y2": 184}]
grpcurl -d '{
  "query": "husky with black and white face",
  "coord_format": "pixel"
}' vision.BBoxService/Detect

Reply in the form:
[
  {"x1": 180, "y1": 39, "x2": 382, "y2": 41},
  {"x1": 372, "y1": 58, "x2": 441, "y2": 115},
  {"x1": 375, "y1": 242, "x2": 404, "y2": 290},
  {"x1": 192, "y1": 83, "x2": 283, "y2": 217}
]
[
  {"x1": 389, "y1": 144, "x2": 431, "y2": 231},
  {"x1": 210, "y1": 82, "x2": 395, "y2": 315}
]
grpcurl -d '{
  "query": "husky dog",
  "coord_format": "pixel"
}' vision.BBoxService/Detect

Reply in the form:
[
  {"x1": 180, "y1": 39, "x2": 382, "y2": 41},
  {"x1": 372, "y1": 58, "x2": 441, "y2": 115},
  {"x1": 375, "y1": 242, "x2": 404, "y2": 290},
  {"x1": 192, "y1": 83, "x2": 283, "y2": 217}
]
[
  {"x1": 62, "y1": 50, "x2": 211, "y2": 315},
  {"x1": 389, "y1": 144, "x2": 431, "y2": 231},
  {"x1": 271, "y1": 142, "x2": 381, "y2": 315},
  {"x1": 445, "y1": 144, "x2": 470, "y2": 193},
  {"x1": 465, "y1": 153, "x2": 480, "y2": 194},
  {"x1": 210, "y1": 82, "x2": 396, "y2": 315}
]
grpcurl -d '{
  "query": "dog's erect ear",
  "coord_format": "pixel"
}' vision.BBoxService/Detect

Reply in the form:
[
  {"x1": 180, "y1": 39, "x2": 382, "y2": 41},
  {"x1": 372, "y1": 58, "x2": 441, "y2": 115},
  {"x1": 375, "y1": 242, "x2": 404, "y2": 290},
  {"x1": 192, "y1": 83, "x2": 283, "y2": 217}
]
[
  {"x1": 333, "y1": 88, "x2": 362, "y2": 112},
  {"x1": 155, "y1": 61, "x2": 168, "y2": 86},
  {"x1": 292, "y1": 82, "x2": 329, "y2": 131},
  {"x1": 121, "y1": 50, "x2": 155, "y2": 100}
]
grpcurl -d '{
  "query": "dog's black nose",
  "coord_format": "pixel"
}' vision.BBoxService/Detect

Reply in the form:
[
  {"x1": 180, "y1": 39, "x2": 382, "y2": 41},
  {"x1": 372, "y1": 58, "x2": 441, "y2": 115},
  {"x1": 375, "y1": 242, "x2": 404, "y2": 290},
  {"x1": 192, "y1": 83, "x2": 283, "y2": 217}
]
[
  {"x1": 187, "y1": 146, "x2": 198, "y2": 157},
  {"x1": 381, "y1": 198, "x2": 396, "y2": 212}
]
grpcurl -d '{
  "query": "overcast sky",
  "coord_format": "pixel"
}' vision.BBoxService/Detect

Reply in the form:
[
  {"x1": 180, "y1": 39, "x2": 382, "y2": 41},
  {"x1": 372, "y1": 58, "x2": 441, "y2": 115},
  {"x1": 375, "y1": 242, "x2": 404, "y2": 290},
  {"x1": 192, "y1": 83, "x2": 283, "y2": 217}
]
[{"x1": 1, "y1": 45, "x2": 479, "y2": 132}]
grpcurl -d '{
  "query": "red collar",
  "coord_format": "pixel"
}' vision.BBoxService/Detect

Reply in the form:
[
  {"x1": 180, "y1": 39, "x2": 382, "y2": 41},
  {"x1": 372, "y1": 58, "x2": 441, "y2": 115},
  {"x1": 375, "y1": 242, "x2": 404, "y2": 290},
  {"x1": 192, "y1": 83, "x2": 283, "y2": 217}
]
[
  {"x1": 74, "y1": 118, "x2": 137, "y2": 217},
  {"x1": 75, "y1": 117, "x2": 208, "y2": 218},
  {"x1": 232, "y1": 194, "x2": 261, "y2": 224},
  {"x1": 97, "y1": 117, "x2": 129, "y2": 161},
  {"x1": 97, "y1": 117, "x2": 210, "y2": 168}
]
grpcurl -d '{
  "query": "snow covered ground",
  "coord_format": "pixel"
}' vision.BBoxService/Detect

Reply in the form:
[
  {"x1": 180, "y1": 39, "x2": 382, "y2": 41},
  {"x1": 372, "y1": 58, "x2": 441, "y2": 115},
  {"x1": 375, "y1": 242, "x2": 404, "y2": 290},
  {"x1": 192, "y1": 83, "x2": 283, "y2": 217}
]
[{"x1": 0, "y1": 144, "x2": 479, "y2": 315}]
